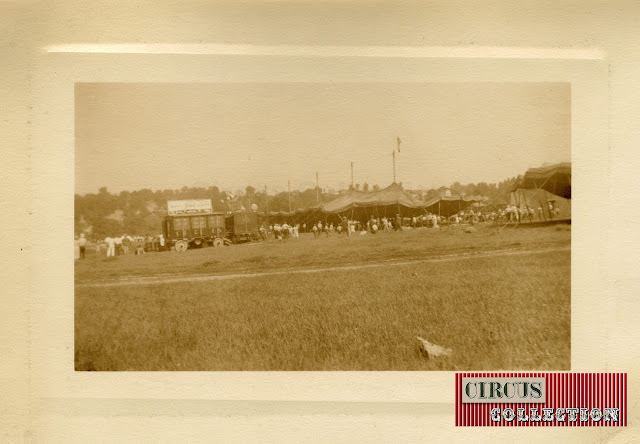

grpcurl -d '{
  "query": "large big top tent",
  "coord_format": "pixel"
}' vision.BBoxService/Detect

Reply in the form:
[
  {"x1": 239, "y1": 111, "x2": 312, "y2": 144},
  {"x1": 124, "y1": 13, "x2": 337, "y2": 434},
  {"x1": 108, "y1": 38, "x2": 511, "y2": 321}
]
[
  {"x1": 520, "y1": 162, "x2": 571, "y2": 199},
  {"x1": 510, "y1": 161, "x2": 571, "y2": 221},
  {"x1": 287, "y1": 182, "x2": 426, "y2": 224},
  {"x1": 261, "y1": 183, "x2": 493, "y2": 225},
  {"x1": 321, "y1": 182, "x2": 423, "y2": 214}
]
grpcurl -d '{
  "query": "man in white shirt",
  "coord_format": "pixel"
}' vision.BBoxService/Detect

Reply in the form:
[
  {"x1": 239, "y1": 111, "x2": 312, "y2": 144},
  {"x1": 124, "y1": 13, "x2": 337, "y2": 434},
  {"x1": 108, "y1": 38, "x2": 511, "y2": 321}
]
[
  {"x1": 78, "y1": 233, "x2": 87, "y2": 259},
  {"x1": 105, "y1": 237, "x2": 116, "y2": 257},
  {"x1": 74, "y1": 237, "x2": 80, "y2": 261}
]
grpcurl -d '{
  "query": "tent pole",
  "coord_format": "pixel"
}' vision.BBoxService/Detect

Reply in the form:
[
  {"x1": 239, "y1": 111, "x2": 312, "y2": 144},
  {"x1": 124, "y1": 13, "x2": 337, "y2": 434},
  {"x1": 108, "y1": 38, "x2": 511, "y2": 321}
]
[
  {"x1": 521, "y1": 188, "x2": 527, "y2": 223},
  {"x1": 265, "y1": 184, "x2": 270, "y2": 227},
  {"x1": 537, "y1": 172, "x2": 553, "y2": 194},
  {"x1": 536, "y1": 190, "x2": 547, "y2": 222}
]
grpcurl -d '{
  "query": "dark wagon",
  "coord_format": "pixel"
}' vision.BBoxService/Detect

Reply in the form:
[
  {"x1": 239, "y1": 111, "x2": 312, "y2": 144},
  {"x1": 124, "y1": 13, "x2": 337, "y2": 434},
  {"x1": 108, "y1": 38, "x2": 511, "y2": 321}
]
[
  {"x1": 162, "y1": 211, "x2": 261, "y2": 251},
  {"x1": 162, "y1": 212, "x2": 227, "y2": 251},
  {"x1": 225, "y1": 211, "x2": 260, "y2": 244}
]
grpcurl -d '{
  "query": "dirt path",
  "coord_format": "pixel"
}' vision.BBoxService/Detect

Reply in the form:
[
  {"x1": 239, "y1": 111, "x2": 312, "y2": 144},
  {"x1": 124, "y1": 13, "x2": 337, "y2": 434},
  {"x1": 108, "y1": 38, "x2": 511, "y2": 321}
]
[{"x1": 76, "y1": 245, "x2": 570, "y2": 289}]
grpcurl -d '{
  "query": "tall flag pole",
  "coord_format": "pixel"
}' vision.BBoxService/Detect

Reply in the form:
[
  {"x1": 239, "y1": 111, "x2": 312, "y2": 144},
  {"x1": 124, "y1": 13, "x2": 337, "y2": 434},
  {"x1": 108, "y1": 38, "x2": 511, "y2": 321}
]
[
  {"x1": 392, "y1": 150, "x2": 396, "y2": 183},
  {"x1": 316, "y1": 171, "x2": 319, "y2": 203},
  {"x1": 351, "y1": 161, "x2": 354, "y2": 189},
  {"x1": 265, "y1": 184, "x2": 269, "y2": 225},
  {"x1": 395, "y1": 136, "x2": 402, "y2": 184}
]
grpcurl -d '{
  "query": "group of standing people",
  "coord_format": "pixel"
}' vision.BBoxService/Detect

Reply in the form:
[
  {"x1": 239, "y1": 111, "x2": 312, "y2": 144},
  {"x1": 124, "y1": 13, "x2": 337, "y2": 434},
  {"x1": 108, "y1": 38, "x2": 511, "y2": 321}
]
[
  {"x1": 74, "y1": 233, "x2": 167, "y2": 259},
  {"x1": 311, "y1": 221, "x2": 339, "y2": 237},
  {"x1": 450, "y1": 209, "x2": 489, "y2": 225},
  {"x1": 445, "y1": 202, "x2": 562, "y2": 225},
  {"x1": 307, "y1": 214, "x2": 409, "y2": 237},
  {"x1": 260, "y1": 223, "x2": 300, "y2": 241},
  {"x1": 101, "y1": 234, "x2": 166, "y2": 257},
  {"x1": 501, "y1": 203, "x2": 560, "y2": 223},
  {"x1": 260, "y1": 213, "x2": 445, "y2": 240}
]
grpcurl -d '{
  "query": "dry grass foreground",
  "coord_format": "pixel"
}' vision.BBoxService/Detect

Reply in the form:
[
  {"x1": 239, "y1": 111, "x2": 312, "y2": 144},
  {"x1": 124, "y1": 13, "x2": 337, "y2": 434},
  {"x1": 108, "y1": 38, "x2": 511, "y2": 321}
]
[{"x1": 75, "y1": 225, "x2": 571, "y2": 371}]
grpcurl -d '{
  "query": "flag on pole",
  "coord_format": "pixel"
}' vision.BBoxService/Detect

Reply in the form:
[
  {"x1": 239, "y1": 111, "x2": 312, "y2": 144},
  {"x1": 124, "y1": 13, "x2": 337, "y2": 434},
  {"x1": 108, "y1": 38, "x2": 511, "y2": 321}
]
[{"x1": 397, "y1": 136, "x2": 402, "y2": 152}]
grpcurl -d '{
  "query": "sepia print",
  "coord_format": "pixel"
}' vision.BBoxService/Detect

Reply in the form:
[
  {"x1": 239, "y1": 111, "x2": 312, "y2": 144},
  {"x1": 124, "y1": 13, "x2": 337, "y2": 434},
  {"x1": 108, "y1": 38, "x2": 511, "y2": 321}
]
[{"x1": 74, "y1": 82, "x2": 571, "y2": 371}]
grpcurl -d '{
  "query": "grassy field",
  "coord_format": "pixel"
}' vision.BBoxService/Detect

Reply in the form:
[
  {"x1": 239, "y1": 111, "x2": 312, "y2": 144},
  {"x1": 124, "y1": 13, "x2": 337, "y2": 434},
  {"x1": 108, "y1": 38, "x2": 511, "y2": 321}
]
[
  {"x1": 76, "y1": 224, "x2": 570, "y2": 283},
  {"x1": 75, "y1": 225, "x2": 571, "y2": 371}
]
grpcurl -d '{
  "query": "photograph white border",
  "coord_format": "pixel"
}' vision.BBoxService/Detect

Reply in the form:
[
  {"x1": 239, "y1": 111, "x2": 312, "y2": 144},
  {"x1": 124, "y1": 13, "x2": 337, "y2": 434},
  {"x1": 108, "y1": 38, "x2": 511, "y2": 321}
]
[{"x1": 30, "y1": 49, "x2": 608, "y2": 408}]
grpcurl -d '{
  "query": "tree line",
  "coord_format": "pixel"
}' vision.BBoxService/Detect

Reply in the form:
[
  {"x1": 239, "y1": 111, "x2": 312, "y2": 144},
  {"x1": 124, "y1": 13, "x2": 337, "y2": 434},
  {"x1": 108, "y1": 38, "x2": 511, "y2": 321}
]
[{"x1": 75, "y1": 177, "x2": 519, "y2": 238}]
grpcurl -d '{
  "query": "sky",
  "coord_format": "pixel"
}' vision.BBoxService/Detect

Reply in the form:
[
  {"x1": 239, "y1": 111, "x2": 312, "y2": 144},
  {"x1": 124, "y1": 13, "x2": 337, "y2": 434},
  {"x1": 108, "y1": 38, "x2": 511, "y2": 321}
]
[{"x1": 75, "y1": 82, "x2": 570, "y2": 195}]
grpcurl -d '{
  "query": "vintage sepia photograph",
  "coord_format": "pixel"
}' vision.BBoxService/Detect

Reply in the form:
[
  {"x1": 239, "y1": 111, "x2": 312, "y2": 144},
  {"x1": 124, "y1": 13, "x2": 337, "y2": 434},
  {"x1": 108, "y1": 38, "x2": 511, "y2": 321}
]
[
  {"x1": 74, "y1": 82, "x2": 571, "y2": 371},
  {"x1": 8, "y1": 0, "x2": 640, "y2": 440}
]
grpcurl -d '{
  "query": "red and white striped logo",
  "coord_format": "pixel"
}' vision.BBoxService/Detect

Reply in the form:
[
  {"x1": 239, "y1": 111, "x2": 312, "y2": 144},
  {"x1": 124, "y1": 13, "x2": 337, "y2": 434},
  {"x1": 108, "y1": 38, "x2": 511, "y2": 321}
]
[{"x1": 455, "y1": 373, "x2": 627, "y2": 426}]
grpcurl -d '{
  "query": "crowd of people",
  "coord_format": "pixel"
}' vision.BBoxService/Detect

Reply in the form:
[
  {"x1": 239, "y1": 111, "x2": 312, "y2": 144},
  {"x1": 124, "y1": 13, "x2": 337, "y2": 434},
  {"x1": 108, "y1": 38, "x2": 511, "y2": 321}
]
[
  {"x1": 75, "y1": 203, "x2": 564, "y2": 259},
  {"x1": 74, "y1": 233, "x2": 167, "y2": 260},
  {"x1": 498, "y1": 202, "x2": 560, "y2": 223},
  {"x1": 259, "y1": 223, "x2": 300, "y2": 240},
  {"x1": 260, "y1": 213, "x2": 443, "y2": 240},
  {"x1": 101, "y1": 234, "x2": 166, "y2": 257},
  {"x1": 444, "y1": 203, "x2": 561, "y2": 225}
]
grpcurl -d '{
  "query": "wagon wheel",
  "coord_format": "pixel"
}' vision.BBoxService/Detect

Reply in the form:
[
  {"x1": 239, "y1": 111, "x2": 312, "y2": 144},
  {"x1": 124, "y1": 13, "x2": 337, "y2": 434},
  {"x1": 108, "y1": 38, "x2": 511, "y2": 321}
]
[
  {"x1": 213, "y1": 238, "x2": 224, "y2": 248},
  {"x1": 175, "y1": 240, "x2": 188, "y2": 252}
]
